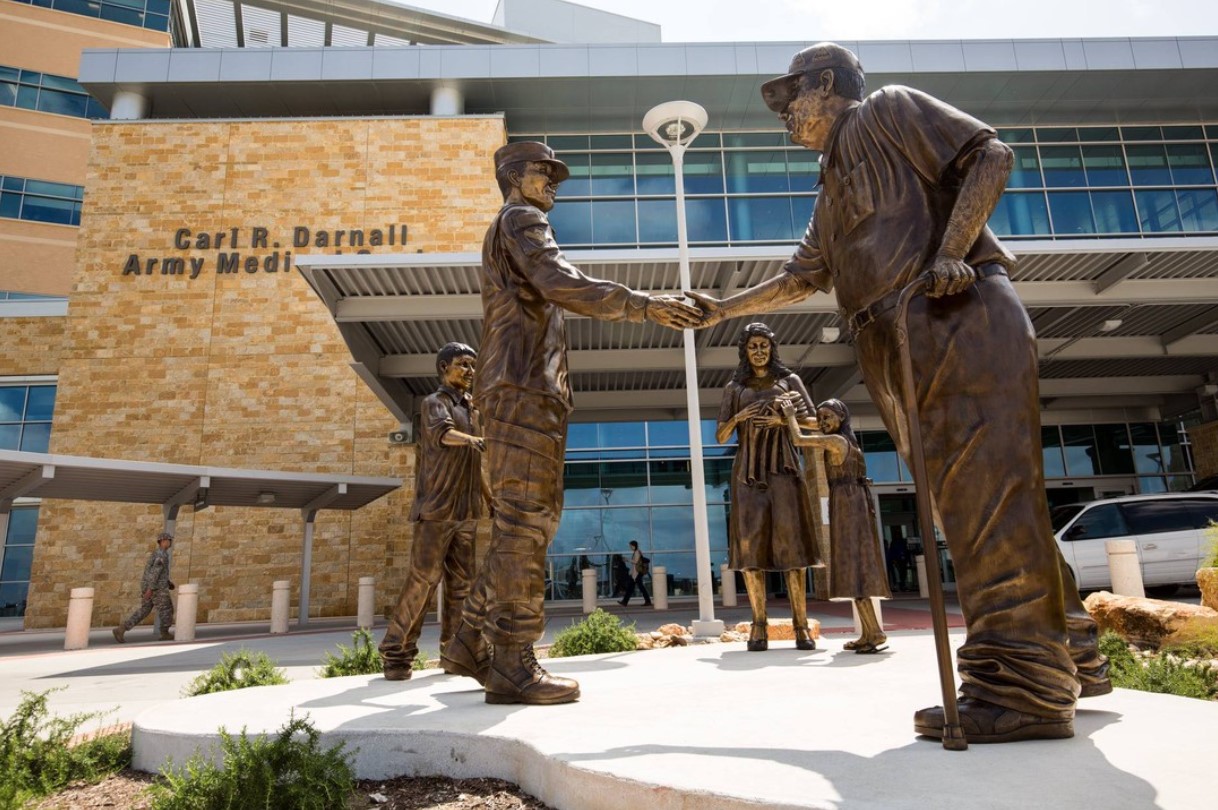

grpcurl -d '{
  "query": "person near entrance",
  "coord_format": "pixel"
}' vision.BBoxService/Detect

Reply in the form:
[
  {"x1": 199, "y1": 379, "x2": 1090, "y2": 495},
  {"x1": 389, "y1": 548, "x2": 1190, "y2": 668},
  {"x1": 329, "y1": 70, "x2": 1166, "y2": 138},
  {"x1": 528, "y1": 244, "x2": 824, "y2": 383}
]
[
  {"x1": 379, "y1": 342, "x2": 489, "y2": 681},
  {"x1": 689, "y1": 42, "x2": 1109, "y2": 742},
  {"x1": 618, "y1": 540, "x2": 651, "y2": 607},
  {"x1": 113, "y1": 531, "x2": 174, "y2": 643},
  {"x1": 715, "y1": 322, "x2": 822, "y2": 652},
  {"x1": 442, "y1": 141, "x2": 702, "y2": 706},
  {"x1": 783, "y1": 398, "x2": 890, "y2": 653},
  {"x1": 886, "y1": 527, "x2": 911, "y2": 592}
]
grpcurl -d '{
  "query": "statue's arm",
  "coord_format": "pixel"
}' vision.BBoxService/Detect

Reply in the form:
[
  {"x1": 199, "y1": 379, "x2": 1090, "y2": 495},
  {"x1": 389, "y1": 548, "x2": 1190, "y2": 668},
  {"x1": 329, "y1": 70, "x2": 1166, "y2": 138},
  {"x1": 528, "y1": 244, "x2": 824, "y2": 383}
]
[
  {"x1": 781, "y1": 400, "x2": 847, "y2": 465},
  {"x1": 925, "y1": 137, "x2": 1013, "y2": 297}
]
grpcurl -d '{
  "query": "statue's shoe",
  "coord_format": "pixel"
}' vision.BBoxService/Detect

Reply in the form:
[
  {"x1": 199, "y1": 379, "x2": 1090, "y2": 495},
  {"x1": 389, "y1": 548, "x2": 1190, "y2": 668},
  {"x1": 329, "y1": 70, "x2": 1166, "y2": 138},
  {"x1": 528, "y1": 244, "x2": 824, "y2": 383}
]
[{"x1": 914, "y1": 697, "x2": 1074, "y2": 744}]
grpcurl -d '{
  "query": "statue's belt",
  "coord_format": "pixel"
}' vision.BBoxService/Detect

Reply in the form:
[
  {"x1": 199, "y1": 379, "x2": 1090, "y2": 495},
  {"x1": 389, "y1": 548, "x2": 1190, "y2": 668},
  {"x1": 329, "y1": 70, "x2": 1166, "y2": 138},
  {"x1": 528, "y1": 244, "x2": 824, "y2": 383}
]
[{"x1": 844, "y1": 264, "x2": 1008, "y2": 338}]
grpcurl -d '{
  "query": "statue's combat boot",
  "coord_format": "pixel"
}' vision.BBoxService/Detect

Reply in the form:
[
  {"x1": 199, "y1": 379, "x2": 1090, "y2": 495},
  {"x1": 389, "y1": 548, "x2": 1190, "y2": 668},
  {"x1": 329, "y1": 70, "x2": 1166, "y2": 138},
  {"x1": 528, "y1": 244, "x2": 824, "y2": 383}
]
[
  {"x1": 484, "y1": 643, "x2": 579, "y2": 705},
  {"x1": 441, "y1": 620, "x2": 491, "y2": 685}
]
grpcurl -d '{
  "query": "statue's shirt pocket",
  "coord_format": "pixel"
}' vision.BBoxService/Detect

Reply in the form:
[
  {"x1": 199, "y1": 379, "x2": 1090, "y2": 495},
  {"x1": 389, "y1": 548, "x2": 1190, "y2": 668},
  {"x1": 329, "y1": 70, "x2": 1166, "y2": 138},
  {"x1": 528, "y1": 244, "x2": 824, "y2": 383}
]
[{"x1": 836, "y1": 160, "x2": 875, "y2": 238}]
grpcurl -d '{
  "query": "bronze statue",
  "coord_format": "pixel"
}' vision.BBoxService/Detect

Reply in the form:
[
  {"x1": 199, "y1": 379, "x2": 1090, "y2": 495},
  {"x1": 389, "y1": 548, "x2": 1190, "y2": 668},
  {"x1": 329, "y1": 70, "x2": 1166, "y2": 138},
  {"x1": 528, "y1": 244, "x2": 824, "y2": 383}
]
[
  {"x1": 689, "y1": 42, "x2": 1109, "y2": 742},
  {"x1": 783, "y1": 398, "x2": 889, "y2": 654},
  {"x1": 380, "y1": 342, "x2": 490, "y2": 681},
  {"x1": 716, "y1": 323, "x2": 822, "y2": 652},
  {"x1": 443, "y1": 141, "x2": 700, "y2": 705}
]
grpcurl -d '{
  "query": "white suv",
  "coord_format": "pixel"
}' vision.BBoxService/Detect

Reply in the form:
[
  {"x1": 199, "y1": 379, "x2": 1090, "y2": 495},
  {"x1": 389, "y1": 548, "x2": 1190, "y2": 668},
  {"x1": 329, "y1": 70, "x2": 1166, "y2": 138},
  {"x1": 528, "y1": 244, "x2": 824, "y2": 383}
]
[{"x1": 1050, "y1": 493, "x2": 1218, "y2": 592}]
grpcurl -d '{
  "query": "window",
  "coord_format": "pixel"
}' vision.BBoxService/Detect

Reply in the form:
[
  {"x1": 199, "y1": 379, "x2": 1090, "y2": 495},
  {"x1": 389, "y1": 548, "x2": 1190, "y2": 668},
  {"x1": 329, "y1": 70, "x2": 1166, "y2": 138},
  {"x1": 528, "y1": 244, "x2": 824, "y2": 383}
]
[
  {"x1": 0, "y1": 383, "x2": 56, "y2": 453},
  {"x1": 1, "y1": 506, "x2": 38, "y2": 618},
  {"x1": 10, "y1": 0, "x2": 170, "y2": 31},
  {"x1": 1121, "y1": 500, "x2": 1196, "y2": 534},
  {"x1": 0, "y1": 65, "x2": 109, "y2": 120},
  {"x1": 0, "y1": 177, "x2": 84, "y2": 227},
  {"x1": 1064, "y1": 504, "x2": 1129, "y2": 541}
]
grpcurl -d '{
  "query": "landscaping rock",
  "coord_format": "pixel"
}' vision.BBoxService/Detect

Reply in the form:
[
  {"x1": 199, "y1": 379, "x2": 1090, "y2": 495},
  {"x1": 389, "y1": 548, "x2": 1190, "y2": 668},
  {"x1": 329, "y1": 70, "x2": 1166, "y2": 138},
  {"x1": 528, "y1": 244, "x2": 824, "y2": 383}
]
[
  {"x1": 1198, "y1": 568, "x2": 1218, "y2": 611},
  {"x1": 1085, "y1": 591, "x2": 1218, "y2": 647},
  {"x1": 732, "y1": 618, "x2": 821, "y2": 640}
]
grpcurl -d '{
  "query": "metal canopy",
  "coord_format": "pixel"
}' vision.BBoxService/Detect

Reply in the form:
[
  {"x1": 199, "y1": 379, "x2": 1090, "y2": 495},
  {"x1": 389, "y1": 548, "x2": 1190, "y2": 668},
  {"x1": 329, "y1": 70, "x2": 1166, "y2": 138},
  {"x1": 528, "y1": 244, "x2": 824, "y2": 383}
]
[
  {"x1": 0, "y1": 449, "x2": 399, "y2": 511},
  {"x1": 296, "y1": 238, "x2": 1218, "y2": 426}
]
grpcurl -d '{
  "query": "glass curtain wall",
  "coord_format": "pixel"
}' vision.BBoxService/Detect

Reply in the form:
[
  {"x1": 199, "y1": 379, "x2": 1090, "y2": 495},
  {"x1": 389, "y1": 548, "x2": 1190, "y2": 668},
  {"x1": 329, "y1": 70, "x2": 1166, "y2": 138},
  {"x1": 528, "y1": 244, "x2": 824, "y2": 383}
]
[
  {"x1": 549, "y1": 418, "x2": 1195, "y2": 601},
  {"x1": 510, "y1": 123, "x2": 1218, "y2": 248}
]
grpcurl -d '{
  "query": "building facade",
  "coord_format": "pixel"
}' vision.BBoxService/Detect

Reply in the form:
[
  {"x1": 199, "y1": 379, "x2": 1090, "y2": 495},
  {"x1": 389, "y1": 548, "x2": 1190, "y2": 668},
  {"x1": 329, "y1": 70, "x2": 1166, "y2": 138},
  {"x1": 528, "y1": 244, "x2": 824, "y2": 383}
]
[{"x1": 3, "y1": 0, "x2": 1218, "y2": 626}]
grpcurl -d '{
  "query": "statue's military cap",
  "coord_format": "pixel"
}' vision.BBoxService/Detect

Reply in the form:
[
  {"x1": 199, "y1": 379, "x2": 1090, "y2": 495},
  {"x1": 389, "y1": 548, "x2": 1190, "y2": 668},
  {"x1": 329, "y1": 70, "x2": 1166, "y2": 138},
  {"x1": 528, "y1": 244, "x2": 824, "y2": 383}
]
[
  {"x1": 493, "y1": 141, "x2": 570, "y2": 183},
  {"x1": 761, "y1": 42, "x2": 864, "y2": 113}
]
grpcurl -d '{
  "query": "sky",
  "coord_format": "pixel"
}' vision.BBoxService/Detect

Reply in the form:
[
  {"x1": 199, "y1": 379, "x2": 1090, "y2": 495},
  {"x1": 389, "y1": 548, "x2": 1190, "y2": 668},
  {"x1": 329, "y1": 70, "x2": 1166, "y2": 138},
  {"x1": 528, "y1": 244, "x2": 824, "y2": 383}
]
[{"x1": 401, "y1": 0, "x2": 1218, "y2": 41}]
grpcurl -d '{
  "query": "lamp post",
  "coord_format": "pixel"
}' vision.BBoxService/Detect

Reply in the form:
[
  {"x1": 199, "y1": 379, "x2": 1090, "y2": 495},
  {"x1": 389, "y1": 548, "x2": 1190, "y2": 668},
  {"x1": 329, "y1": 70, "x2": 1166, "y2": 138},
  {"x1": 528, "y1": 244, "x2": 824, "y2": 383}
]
[{"x1": 643, "y1": 100, "x2": 724, "y2": 638}]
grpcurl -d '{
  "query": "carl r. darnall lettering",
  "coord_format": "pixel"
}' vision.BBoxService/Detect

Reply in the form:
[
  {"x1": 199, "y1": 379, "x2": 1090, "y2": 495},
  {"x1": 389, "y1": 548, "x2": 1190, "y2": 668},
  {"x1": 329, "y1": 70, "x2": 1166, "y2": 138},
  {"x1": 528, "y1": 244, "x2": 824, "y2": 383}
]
[{"x1": 120, "y1": 223, "x2": 408, "y2": 279}]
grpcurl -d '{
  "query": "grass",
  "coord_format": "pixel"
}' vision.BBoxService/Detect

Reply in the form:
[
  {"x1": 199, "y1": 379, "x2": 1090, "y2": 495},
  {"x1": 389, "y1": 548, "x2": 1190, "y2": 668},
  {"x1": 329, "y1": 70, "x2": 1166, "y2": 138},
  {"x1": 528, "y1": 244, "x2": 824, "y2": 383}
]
[{"x1": 0, "y1": 688, "x2": 131, "y2": 808}]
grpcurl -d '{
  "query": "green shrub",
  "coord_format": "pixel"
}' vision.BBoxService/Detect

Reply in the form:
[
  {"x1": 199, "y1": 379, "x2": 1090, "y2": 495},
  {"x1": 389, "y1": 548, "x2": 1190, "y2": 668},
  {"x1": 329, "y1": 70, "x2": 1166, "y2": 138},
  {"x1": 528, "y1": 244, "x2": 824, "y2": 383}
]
[
  {"x1": 413, "y1": 650, "x2": 431, "y2": 671},
  {"x1": 151, "y1": 714, "x2": 354, "y2": 810},
  {"x1": 1100, "y1": 631, "x2": 1218, "y2": 700},
  {"x1": 319, "y1": 629, "x2": 383, "y2": 678},
  {"x1": 1203, "y1": 522, "x2": 1218, "y2": 568},
  {"x1": 548, "y1": 608, "x2": 638, "y2": 658},
  {"x1": 0, "y1": 688, "x2": 131, "y2": 807},
  {"x1": 184, "y1": 650, "x2": 288, "y2": 697}
]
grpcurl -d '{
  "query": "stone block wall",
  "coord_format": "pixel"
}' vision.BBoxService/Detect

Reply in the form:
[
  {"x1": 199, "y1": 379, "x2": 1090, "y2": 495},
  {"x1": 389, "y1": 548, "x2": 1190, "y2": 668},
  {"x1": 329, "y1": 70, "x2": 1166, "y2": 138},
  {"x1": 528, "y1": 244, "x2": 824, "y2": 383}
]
[
  {"x1": 23, "y1": 115, "x2": 505, "y2": 627},
  {"x1": 1190, "y1": 420, "x2": 1218, "y2": 479}
]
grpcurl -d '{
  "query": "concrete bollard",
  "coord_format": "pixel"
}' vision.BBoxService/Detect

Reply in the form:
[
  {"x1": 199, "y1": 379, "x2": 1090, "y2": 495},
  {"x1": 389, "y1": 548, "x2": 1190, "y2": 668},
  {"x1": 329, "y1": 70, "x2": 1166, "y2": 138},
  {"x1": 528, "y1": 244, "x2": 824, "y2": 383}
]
[
  {"x1": 850, "y1": 597, "x2": 884, "y2": 636},
  {"x1": 64, "y1": 587, "x2": 95, "y2": 650},
  {"x1": 652, "y1": 565, "x2": 668, "y2": 610},
  {"x1": 175, "y1": 584, "x2": 199, "y2": 642},
  {"x1": 720, "y1": 563, "x2": 737, "y2": 607},
  {"x1": 357, "y1": 576, "x2": 375, "y2": 629},
  {"x1": 270, "y1": 580, "x2": 290, "y2": 634},
  {"x1": 915, "y1": 554, "x2": 929, "y2": 598},
  {"x1": 582, "y1": 568, "x2": 597, "y2": 614},
  {"x1": 1106, "y1": 539, "x2": 1146, "y2": 598}
]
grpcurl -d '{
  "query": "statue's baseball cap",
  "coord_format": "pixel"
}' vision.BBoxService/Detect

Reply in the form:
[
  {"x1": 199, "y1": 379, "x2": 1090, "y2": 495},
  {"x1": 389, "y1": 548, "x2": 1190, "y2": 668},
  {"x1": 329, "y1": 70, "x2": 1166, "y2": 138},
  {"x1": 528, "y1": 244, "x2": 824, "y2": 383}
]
[
  {"x1": 760, "y1": 42, "x2": 864, "y2": 113},
  {"x1": 493, "y1": 141, "x2": 570, "y2": 183}
]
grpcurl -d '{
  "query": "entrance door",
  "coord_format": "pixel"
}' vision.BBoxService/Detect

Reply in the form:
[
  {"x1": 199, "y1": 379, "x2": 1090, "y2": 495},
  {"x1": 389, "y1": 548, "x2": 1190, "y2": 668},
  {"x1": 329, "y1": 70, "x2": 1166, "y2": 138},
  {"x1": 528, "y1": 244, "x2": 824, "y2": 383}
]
[{"x1": 872, "y1": 486, "x2": 954, "y2": 591}]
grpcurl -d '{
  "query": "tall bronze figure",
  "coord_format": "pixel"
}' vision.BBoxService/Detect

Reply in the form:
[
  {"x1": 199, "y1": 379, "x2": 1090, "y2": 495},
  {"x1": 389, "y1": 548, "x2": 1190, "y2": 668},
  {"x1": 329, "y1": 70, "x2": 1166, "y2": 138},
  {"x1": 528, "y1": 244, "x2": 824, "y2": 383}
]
[
  {"x1": 716, "y1": 323, "x2": 821, "y2": 652},
  {"x1": 783, "y1": 398, "x2": 890, "y2": 654},
  {"x1": 689, "y1": 43, "x2": 1109, "y2": 743},
  {"x1": 443, "y1": 142, "x2": 700, "y2": 705},
  {"x1": 380, "y1": 342, "x2": 488, "y2": 681}
]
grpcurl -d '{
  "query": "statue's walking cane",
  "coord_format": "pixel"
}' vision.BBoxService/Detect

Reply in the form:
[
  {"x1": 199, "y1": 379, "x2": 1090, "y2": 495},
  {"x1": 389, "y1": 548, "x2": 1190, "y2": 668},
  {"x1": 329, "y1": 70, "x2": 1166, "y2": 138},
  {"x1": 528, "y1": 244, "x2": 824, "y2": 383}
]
[{"x1": 894, "y1": 274, "x2": 968, "y2": 751}]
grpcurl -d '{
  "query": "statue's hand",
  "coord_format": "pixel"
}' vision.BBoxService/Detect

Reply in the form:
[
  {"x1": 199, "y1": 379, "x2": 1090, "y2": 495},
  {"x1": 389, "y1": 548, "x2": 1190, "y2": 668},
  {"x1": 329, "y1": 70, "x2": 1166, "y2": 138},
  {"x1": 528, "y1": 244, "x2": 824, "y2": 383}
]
[
  {"x1": 469, "y1": 435, "x2": 486, "y2": 452},
  {"x1": 925, "y1": 255, "x2": 976, "y2": 298},
  {"x1": 684, "y1": 291, "x2": 726, "y2": 329},
  {"x1": 647, "y1": 295, "x2": 703, "y2": 330}
]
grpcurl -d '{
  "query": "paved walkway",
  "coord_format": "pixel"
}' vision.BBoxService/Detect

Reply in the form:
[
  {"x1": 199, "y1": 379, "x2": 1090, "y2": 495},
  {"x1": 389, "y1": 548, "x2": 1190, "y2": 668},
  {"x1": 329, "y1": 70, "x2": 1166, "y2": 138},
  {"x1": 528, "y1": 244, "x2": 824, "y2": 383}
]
[{"x1": 1, "y1": 592, "x2": 1209, "y2": 809}]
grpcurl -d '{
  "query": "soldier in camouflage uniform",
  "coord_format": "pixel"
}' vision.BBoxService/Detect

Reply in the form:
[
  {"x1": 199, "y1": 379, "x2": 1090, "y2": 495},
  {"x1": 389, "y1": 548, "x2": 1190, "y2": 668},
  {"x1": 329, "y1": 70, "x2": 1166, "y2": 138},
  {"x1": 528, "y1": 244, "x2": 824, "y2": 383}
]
[{"x1": 113, "y1": 531, "x2": 175, "y2": 642}]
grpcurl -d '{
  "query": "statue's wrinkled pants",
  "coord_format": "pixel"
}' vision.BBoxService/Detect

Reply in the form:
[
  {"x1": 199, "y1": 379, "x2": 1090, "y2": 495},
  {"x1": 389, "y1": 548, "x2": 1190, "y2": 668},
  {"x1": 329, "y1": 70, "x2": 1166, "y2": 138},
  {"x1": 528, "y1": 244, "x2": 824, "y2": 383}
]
[
  {"x1": 856, "y1": 272, "x2": 1078, "y2": 720},
  {"x1": 380, "y1": 519, "x2": 476, "y2": 666},
  {"x1": 461, "y1": 392, "x2": 568, "y2": 646}
]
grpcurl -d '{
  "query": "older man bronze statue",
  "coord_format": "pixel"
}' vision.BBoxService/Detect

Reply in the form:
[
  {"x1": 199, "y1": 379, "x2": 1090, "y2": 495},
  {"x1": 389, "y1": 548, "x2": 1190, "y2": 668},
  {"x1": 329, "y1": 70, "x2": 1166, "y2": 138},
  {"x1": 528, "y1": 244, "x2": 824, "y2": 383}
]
[
  {"x1": 690, "y1": 42, "x2": 1110, "y2": 743},
  {"x1": 442, "y1": 141, "x2": 700, "y2": 705}
]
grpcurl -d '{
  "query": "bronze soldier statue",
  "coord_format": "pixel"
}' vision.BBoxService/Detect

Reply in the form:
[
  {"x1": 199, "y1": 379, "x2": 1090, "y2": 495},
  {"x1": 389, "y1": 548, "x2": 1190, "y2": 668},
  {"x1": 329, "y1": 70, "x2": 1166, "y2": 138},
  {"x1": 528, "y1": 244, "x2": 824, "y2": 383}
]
[
  {"x1": 380, "y1": 342, "x2": 489, "y2": 681},
  {"x1": 690, "y1": 42, "x2": 1109, "y2": 743},
  {"x1": 716, "y1": 323, "x2": 821, "y2": 651},
  {"x1": 443, "y1": 141, "x2": 701, "y2": 705}
]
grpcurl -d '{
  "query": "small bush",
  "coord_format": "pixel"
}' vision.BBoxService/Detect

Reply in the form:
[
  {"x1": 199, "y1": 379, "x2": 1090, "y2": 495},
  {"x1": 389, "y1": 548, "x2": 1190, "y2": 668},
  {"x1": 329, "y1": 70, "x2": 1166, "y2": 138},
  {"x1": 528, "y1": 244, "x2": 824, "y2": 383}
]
[
  {"x1": 1100, "y1": 631, "x2": 1218, "y2": 701},
  {"x1": 413, "y1": 650, "x2": 431, "y2": 671},
  {"x1": 184, "y1": 650, "x2": 288, "y2": 697},
  {"x1": 1203, "y1": 522, "x2": 1218, "y2": 568},
  {"x1": 151, "y1": 714, "x2": 354, "y2": 810},
  {"x1": 0, "y1": 688, "x2": 131, "y2": 807},
  {"x1": 549, "y1": 608, "x2": 638, "y2": 658},
  {"x1": 319, "y1": 629, "x2": 383, "y2": 678}
]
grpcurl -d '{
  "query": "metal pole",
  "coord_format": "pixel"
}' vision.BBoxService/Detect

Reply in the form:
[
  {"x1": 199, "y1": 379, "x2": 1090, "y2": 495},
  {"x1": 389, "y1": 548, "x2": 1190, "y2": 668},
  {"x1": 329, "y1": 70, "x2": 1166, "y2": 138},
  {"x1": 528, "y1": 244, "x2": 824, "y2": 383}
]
[
  {"x1": 670, "y1": 139, "x2": 722, "y2": 638},
  {"x1": 299, "y1": 509, "x2": 316, "y2": 629}
]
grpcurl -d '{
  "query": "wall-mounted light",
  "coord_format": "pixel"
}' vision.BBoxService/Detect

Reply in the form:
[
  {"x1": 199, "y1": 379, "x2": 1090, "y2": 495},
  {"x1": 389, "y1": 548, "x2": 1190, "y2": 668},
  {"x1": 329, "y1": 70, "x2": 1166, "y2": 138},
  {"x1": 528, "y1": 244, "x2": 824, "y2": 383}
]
[
  {"x1": 256, "y1": 491, "x2": 277, "y2": 505},
  {"x1": 1099, "y1": 319, "x2": 1123, "y2": 333}
]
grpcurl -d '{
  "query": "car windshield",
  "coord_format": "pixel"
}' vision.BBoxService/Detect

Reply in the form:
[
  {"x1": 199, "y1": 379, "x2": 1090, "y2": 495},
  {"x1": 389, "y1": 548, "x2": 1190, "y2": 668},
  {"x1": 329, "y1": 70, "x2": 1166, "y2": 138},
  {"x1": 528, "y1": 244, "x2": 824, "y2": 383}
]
[{"x1": 1050, "y1": 504, "x2": 1085, "y2": 533}]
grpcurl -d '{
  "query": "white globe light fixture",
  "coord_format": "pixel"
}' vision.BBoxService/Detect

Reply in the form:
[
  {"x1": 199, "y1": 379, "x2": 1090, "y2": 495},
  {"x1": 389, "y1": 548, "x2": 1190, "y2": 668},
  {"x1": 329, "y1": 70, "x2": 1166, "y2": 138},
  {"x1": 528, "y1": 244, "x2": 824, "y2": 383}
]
[{"x1": 642, "y1": 100, "x2": 723, "y2": 638}]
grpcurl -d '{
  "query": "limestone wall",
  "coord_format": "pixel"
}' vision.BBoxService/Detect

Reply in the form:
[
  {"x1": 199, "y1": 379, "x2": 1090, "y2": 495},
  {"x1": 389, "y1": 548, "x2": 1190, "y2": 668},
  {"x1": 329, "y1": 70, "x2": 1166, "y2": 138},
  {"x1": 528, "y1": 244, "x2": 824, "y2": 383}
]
[{"x1": 24, "y1": 116, "x2": 505, "y2": 627}]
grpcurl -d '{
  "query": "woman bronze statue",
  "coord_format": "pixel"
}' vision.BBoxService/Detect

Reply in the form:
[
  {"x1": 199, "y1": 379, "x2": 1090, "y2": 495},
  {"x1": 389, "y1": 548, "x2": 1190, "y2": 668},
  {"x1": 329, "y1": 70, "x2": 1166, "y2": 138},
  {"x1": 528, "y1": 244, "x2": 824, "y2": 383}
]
[
  {"x1": 783, "y1": 397, "x2": 891, "y2": 654},
  {"x1": 716, "y1": 322, "x2": 822, "y2": 652}
]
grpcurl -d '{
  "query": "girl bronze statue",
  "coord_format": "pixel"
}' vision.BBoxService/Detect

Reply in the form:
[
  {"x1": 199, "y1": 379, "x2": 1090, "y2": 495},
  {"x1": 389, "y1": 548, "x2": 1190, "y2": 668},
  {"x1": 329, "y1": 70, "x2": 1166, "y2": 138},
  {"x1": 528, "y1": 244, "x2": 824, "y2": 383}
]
[
  {"x1": 716, "y1": 322, "x2": 822, "y2": 651},
  {"x1": 783, "y1": 397, "x2": 891, "y2": 654}
]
